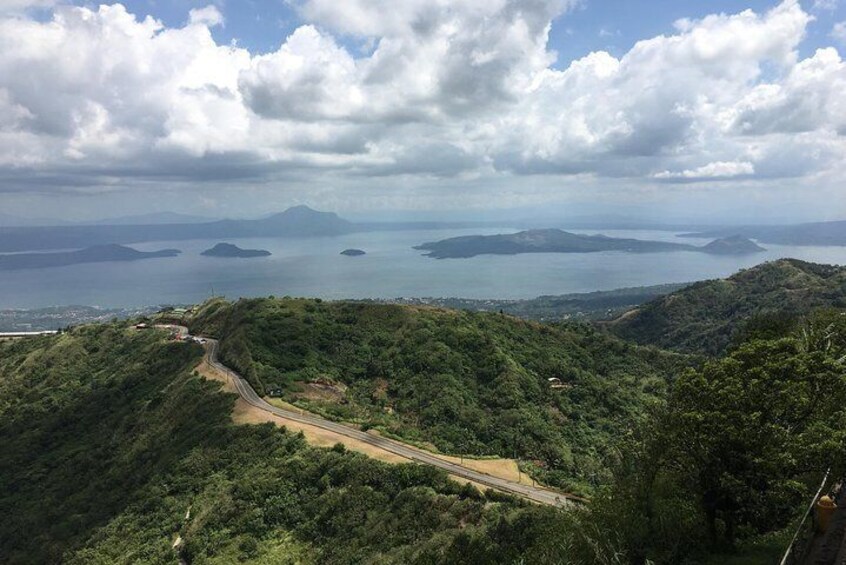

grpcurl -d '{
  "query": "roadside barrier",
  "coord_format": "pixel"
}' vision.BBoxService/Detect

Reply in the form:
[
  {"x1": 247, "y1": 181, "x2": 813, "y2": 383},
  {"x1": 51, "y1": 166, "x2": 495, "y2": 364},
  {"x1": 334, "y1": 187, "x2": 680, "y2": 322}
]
[{"x1": 779, "y1": 468, "x2": 831, "y2": 565}]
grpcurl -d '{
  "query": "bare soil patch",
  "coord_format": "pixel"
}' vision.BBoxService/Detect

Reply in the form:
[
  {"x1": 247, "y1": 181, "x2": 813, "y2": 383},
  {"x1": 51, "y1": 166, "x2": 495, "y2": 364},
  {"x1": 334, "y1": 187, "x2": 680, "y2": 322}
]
[{"x1": 291, "y1": 380, "x2": 347, "y2": 403}]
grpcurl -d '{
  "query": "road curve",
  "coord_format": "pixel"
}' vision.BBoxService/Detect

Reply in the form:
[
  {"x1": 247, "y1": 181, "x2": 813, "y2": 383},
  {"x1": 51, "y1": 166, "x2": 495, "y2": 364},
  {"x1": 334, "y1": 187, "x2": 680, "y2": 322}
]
[{"x1": 195, "y1": 334, "x2": 583, "y2": 507}]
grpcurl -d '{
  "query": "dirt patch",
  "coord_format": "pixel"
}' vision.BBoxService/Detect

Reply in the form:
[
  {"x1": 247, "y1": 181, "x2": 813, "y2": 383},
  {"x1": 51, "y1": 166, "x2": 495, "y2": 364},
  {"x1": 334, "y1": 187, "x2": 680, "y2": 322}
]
[
  {"x1": 196, "y1": 357, "x2": 237, "y2": 394},
  {"x1": 448, "y1": 475, "x2": 492, "y2": 493},
  {"x1": 440, "y1": 456, "x2": 539, "y2": 486},
  {"x1": 610, "y1": 307, "x2": 641, "y2": 323},
  {"x1": 291, "y1": 380, "x2": 348, "y2": 403}
]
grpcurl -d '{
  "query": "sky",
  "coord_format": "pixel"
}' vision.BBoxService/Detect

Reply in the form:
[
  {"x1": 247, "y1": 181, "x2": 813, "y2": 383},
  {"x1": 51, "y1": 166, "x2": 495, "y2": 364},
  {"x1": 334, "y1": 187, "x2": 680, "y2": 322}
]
[{"x1": 1, "y1": 0, "x2": 845, "y2": 222}]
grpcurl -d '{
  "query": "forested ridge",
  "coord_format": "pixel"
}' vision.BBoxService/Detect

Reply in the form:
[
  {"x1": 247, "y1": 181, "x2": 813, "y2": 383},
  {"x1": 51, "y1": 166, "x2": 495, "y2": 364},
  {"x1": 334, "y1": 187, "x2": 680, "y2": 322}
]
[
  {"x1": 191, "y1": 298, "x2": 690, "y2": 493},
  {"x1": 610, "y1": 259, "x2": 846, "y2": 355},
  {"x1": 0, "y1": 324, "x2": 587, "y2": 564}
]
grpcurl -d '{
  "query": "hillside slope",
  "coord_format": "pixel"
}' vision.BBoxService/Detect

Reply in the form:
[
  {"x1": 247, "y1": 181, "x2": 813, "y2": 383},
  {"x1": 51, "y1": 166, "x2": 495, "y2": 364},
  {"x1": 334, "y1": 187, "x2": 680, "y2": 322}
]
[
  {"x1": 191, "y1": 298, "x2": 689, "y2": 492},
  {"x1": 0, "y1": 324, "x2": 579, "y2": 564},
  {"x1": 609, "y1": 259, "x2": 846, "y2": 355}
]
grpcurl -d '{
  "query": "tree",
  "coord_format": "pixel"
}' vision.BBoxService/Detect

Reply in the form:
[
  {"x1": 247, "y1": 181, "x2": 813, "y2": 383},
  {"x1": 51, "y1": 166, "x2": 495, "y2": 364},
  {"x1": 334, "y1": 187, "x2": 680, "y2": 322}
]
[{"x1": 664, "y1": 338, "x2": 846, "y2": 547}]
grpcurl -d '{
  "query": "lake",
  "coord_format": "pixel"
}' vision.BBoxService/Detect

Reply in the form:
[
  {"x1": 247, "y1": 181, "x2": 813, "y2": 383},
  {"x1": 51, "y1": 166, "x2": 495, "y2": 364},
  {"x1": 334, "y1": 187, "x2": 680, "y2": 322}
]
[{"x1": 2, "y1": 228, "x2": 846, "y2": 309}]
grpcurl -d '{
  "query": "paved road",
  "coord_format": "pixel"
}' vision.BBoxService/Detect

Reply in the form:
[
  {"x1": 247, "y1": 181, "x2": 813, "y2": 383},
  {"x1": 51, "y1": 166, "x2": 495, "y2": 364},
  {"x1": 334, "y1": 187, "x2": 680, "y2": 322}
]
[{"x1": 194, "y1": 333, "x2": 582, "y2": 507}]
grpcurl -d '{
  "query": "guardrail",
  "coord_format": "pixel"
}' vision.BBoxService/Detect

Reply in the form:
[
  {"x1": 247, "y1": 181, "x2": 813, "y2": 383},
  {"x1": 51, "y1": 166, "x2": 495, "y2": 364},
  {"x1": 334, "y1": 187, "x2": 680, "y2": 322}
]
[{"x1": 779, "y1": 468, "x2": 831, "y2": 565}]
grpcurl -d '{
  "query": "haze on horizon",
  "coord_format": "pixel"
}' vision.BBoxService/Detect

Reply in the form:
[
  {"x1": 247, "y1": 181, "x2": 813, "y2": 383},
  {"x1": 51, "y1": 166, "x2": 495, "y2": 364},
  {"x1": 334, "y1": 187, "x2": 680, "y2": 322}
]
[{"x1": 1, "y1": 0, "x2": 845, "y2": 225}]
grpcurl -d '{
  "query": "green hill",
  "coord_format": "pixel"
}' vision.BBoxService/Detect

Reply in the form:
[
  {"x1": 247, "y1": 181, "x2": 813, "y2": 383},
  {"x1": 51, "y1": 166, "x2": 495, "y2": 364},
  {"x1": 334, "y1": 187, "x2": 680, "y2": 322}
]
[
  {"x1": 0, "y1": 323, "x2": 586, "y2": 564},
  {"x1": 191, "y1": 297, "x2": 689, "y2": 492},
  {"x1": 609, "y1": 259, "x2": 846, "y2": 355}
]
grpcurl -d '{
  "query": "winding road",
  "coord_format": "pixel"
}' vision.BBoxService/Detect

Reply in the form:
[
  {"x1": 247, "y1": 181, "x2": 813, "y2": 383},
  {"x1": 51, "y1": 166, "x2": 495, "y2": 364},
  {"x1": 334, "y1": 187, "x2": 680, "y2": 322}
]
[{"x1": 194, "y1": 332, "x2": 582, "y2": 507}]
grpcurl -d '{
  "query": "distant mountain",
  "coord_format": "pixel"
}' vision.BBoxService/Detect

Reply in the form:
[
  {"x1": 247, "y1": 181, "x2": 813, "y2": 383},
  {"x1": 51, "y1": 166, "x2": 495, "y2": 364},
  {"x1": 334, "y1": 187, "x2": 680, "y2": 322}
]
[
  {"x1": 217, "y1": 205, "x2": 354, "y2": 237},
  {"x1": 201, "y1": 243, "x2": 271, "y2": 258},
  {"x1": 414, "y1": 229, "x2": 765, "y2": 259},
  {"x1": 0, "y1": 205, "x2": 355, "y2": 253},
  {"x1": 681, "y1": 219, "x2": 846, "y2": 246},
  {"x1": 85, "y1": 212, "x2": 218, "y2": 225},
  {"x1": 700, "y1": 235, "x2": 766, "y2": 255},
  {"x1": 0, "y1": 244, "x2": 181, "y2": 271},
  {"x1": 608, "y1": 259, "x2": 846, "y2": 355},
  {"x1": 340, "y1": 248, "x2": 366, "y2": 256}
]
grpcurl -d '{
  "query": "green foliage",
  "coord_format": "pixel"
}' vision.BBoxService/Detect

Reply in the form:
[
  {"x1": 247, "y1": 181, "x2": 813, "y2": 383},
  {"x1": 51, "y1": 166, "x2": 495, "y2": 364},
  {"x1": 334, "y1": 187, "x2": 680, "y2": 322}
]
[
  {"x1": 191, "y1": 297, "x2": 689, "y2": 491},
  {"x1": 611, "y1": 259, "x2": 846, "y2": 355},
  {"x1": 590, "y1": 316, "x2": 846, "y2": 563},
  {"x1": 7, "y1": 288, "x2": 842, "y2": 564},
  {"x1": 0, "y1": 323, "x2": 596, "y2": 564},
  {"x1": 665, "y1": 338, "x2": 846, "y2": 546}
]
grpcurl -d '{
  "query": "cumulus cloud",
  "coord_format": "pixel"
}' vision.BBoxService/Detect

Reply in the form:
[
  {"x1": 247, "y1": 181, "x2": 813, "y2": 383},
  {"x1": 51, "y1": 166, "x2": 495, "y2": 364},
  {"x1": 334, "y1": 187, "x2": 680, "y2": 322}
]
[
  {"x1": 0, "y1": 0, "x2": 844, "y2": 203},
  {"x1": 727, "y1": 47, "x2": 846, "y2": 135},
  {"x1": 241, "y1": 0, "x2": 570, "y2": 123},
  {"x1": 494, "y1": 0, "x2": 815, "y2": 176}
]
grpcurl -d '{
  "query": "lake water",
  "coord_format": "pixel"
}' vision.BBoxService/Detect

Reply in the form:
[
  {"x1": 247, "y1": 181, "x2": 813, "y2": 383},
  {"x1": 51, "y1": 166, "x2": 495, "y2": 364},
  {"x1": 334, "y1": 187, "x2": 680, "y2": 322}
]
[{"x1": 3, "y1": 228, "x2": 846, "y2": 309}]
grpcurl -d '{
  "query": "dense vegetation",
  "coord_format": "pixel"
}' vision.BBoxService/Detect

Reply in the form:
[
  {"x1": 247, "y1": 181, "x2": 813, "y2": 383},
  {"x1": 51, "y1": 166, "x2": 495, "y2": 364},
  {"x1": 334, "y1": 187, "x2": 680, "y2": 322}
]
[
  {"x1": 0, "y1": 324, "x2": 591, "y2": 564},
  {"x1": 191, "y1": 298, "x2": 689, "y2": 493},
  {"x1": 3, "y1": 276, "x2": 845, "y2": 563},
  {"x1": 595, "y1": 309, "x2": 846, "y2": 563},
  {"x1": 610, "y1": 259, "x2": 846, "y2": 355}
]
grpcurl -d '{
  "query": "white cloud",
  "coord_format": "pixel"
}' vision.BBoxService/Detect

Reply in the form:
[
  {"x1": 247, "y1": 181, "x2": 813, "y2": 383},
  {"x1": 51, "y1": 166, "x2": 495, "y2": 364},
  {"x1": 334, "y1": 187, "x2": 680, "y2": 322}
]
[
  {"x1": 655, "y1": 161, "x2": 755, "y2": 180},
  {"x1": 491, "y1": 0, "x2": 816, "y2": 176},
  {"x1": 726, "y1": 47, "x2": 846, "y2": 135},
  {"x1": 833, "y1": 21, "x2": 846, "y2": 43},
  {"x1": 189, "y1": 5, "x2": 224, "y2": 28},
  {"x1": 0, "y1": 0, "x2": 843, "y2": 207}
]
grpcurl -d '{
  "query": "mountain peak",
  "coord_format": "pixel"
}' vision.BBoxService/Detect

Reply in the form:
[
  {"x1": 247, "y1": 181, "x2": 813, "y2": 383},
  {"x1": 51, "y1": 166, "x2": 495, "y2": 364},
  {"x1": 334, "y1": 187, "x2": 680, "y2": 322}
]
[
  {"x1": 254, "y1": 206, "x2": 353, "y2": 235},
  {"x1": 701, "y1": 235, "x2": 765, "y2": 255}
]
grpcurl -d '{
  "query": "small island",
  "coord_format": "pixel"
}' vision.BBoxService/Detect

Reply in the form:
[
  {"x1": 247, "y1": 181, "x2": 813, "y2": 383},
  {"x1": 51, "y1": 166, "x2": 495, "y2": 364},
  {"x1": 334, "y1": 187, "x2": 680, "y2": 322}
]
[
  {"x1": 201, "y1": 243, "x2": 271, "y2": 258},
  {"x1": 0, "y1": 244, "x2": 181, "y2": 271},
  {"x1": 340, "y1": 249, "x2": 366, "y2": 256},
  {"x1": 700, "y1": 235, "x2": 766, "y2": 255},
  {"x1": 414, "y1": 229, "x2": 766, "y2": 259}
]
